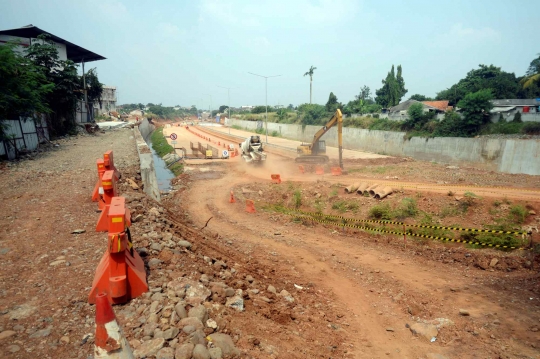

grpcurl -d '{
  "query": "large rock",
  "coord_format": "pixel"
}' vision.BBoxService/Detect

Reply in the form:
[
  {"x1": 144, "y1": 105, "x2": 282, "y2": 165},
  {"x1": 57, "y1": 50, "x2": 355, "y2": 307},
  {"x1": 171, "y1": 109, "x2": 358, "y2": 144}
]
[
  {"x1": 192, "y1": 344, "x2": 211, "y2": 359},
  {"x1": 178, "y1": 240, "x2": 192, "y2": 249},
  {"x1": 0, "y1": 330, "x2": 16, "y2": 340},
  {"x1": 208, "y1": 333, "x2": 240, "y2": 356},
  {"x1": 168, "y1": 279, "x2": 211, "y2": 303},
  {"x1": 179, "y1": 317, "x2": 204, "y2": 331},
  {"x1": 133, "y1": 338, "x2": 165, "y2": 358},
  {"x1": 225, "y1": 295, "x2": 244, "y2": 312},
  {"x1": 188, "y1": 305, "x2": 209, "y2": 323},
  {"x1": 409, "y1": 323, "x2": 438, "y2": 341},
  {"x1": 156, "y1": 347, "x2": 175, "y2": 359},
  {"x1": 209, "y1": 347, "x2": 223, "y2": 359},
  {"x1": 175, "y1": 343, "x2": 194, "y2": 359},
  {"x1": 162, "y1": 327, "x2": 179, "y2": 340},
  {"x1": 175, "y1": 303, "x2": 187, "y2": 319},
  {"x1": 188, "y1": 330, "x2": 207, "y2": 346}
]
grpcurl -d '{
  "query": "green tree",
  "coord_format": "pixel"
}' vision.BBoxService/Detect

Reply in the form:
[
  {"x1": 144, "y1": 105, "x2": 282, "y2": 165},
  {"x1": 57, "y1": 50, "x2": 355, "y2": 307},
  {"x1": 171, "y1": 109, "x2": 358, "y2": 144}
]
[
  {"x1": 25, "y1": 34, "x2": 83, "y2": 136},
  {"x1": 298, "y1": 103, "x2": 326, "y2": 125},
  {"x1": 251, "y1": 105, "x2": 269, "y2": 114},
  {"x1": 0, "y1": 41, "x2": 54, "y2": 139},
  {"x1": 357, "y1": 86, "x2": 371, "y2": 102},
  {"x1": 375, "y1": 65, "x2": 403, "y2": 107},
  {"x1": 456, "y1": 89, "x2": 494, "y2": 135},
  {"x1": 403, "y1": 102, "x2": 426, "y2": 130},
  {"x1": 287, "y1": 104, "x2": 294, "y2": 110},
  {"x1": 82, "y1": 68, "x2": 103, "y2": 110},
  {"x1": 218, "y1": 105, "x2": 228, "y2": 113},
  {"x1": 276, "y1": 108, "x2": 288, "y2": 122},
  {"x1": 325, "y1": 92, "x2": 339, "y2": 112},
  {"x1": 409, "y1": 94, "x2": 432, "y2": 101},
  {"x1": 520, "y1": 53, "x2": 540, "y2": 90},
  {"x1": 436, "y1": 65, "x2": 519, "y2": 105},
  {"x1": 396, "y1": 65, "x2": 408, "y2": 99},
  {"x1": 304, "y1": 65, "x2": 317, "y2": 104}
]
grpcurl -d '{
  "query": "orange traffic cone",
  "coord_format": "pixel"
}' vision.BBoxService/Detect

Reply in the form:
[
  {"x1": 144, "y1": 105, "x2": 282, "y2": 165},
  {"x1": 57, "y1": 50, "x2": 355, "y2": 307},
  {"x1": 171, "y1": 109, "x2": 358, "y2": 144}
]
[
  {"x1": 229, "y1": 191, "x2": 236, "y2": 203},
  {"x1": 94, "y1": 293, "x2": 134, "y2": 359}
]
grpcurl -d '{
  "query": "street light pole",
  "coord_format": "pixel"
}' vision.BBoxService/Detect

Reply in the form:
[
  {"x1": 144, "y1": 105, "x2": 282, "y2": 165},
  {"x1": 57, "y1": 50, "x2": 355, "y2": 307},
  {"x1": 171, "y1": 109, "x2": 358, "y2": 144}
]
[
  {"x1": 218, "y1": 86, "x2": 233, "y2": 134},
  {"x1": 248, "y1": 72, "x2": 281, "y2": 143},
  {"x1": 204, "y1": 93, "x2": 212, "y2": 119}
]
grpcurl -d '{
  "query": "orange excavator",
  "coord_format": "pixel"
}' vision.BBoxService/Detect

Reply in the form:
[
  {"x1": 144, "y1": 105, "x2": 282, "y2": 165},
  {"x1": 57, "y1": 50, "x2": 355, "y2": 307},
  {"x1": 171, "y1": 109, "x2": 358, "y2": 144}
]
[{"x1": 295, "y1": 109, "x2": 343, "y2": 169}]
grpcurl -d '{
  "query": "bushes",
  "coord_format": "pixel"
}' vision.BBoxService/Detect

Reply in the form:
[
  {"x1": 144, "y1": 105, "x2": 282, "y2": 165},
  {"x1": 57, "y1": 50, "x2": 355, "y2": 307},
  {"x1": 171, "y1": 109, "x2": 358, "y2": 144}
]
[{"x1": 523, "y1": 122, "x2": 540, "y2": 135}]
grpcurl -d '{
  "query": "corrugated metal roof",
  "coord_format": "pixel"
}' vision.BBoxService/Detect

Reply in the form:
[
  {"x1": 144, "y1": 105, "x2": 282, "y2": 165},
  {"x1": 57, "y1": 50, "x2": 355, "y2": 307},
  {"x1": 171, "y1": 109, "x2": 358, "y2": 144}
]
[
  {"x1": 0, "y1": 24, "x2": 105, "y2": 63},
  {"x1": 491, "y1": 106, "x2": 516, "y2": 113},
  {"x1": 491, "y1": 99, "x2": 540, "y2": 106}
]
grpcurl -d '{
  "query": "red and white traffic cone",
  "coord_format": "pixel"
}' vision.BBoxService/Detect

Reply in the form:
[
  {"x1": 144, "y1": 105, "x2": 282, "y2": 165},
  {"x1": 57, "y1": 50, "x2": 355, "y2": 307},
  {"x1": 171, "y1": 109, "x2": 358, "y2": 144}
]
[{"x1": 94, "y1": 293, "x2": 134, "y2": 359}]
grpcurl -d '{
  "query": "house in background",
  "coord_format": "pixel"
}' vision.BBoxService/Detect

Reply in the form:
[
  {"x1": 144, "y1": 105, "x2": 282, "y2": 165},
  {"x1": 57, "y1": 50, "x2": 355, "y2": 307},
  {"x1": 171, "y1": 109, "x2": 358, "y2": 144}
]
[
  {"x1": 93, "y1": 86, "x2": 117, "y2": 115},
  {"x1": 0, "y1": 24, "x2": 105, "y2": 124},
  {"x1": 0, "y1": 24, "x2": 105, "y2": 159},
  {"x1": 490, "y1": 99, "x2": 540, "y2": 122},
  {"x1": 382, "y1": 99, "x2": 452, "y2": 121}
]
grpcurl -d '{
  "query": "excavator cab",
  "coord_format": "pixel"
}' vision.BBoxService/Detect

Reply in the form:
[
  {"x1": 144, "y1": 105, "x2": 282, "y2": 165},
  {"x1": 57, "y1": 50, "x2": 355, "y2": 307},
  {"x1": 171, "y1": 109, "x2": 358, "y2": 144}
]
[{"x1": 295, "y1": 109, "x2": 342, "y2": 166}]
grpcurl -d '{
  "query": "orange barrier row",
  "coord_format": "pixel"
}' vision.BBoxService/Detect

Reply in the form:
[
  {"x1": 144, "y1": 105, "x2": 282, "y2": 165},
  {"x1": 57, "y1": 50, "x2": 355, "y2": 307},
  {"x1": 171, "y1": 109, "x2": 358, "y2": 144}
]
[{"x1": 89, "y1": 150, "x2": 148, "y2": 306}]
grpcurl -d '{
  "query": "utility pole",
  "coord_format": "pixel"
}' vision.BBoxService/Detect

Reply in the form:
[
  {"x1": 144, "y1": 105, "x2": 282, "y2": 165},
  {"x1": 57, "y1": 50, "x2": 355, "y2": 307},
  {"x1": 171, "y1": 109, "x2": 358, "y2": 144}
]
[
  {"x1": 248, "y1": 72, "x2": 281, "y2": 143},
  {"x1": 218, "y1": 86, "x2": 233, "y2": 134},
  {"x1": 204, "y1": 93, "x2": 212, "y2": 118}
]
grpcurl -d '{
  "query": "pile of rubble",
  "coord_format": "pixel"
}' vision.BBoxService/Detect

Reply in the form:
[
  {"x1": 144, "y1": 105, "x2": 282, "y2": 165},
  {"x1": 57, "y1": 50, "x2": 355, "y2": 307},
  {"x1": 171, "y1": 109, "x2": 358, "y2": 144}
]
[{"x1": 120, "y1": 192, "x2": 298, "y2": 358}]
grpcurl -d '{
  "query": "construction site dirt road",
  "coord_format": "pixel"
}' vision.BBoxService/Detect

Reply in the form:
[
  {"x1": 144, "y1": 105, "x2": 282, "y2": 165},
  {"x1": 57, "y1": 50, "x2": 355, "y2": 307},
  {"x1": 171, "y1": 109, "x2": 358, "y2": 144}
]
[{"x1": 1, "y1": 124, "x2": 539, "y2": 359}]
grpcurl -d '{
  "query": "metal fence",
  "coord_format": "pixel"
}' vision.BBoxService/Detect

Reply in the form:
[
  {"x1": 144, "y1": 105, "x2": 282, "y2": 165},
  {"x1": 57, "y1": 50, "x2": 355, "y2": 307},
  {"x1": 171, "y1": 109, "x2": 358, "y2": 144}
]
[
  {"x1": 76, "y1": 100, "x2": 94, "y2": 123},
  {"x1": 0, "y1": 116, "x2": 49, "y2": 160}
]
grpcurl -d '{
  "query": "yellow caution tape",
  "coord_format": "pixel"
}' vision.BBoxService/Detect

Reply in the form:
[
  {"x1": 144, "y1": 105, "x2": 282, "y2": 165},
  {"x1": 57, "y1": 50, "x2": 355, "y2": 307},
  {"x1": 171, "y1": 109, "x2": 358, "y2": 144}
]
[
  {"x1": 287, "y1": 212, "x2": 530, "y2": 250},
  {"x1": 285, "y1": 208, "x2": 525, "y2": 235}
]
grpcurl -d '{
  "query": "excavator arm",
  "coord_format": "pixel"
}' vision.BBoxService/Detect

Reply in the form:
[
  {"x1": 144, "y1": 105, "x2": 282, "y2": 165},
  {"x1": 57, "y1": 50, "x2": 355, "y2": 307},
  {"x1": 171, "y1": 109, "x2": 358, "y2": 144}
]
[{"x1": 310, "y1": 109, "x2": 343, "y2": 146}]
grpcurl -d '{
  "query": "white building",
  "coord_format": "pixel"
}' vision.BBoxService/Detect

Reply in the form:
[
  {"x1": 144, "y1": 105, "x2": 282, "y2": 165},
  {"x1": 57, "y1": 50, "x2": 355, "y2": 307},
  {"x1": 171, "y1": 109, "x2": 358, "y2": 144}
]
[
  {"x1": 94, "y1": 86, "x2": 117, "y2": 115},
  {"x1": 0, "y1": 24, "x2": 106, "y2": 123}
]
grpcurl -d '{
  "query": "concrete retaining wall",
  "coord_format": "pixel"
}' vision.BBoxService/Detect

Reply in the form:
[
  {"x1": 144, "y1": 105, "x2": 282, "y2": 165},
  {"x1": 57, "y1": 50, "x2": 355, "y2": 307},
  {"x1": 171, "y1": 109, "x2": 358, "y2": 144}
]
[
  {"x1": 134, "y1": 120, "x2": 161, "y2": 201},
  {"x1": 138, "y1": 118, "x2": 154, "y2": 141},
  {"x1": 230, "y1": 119, "x2": 540, "y2": 175}
]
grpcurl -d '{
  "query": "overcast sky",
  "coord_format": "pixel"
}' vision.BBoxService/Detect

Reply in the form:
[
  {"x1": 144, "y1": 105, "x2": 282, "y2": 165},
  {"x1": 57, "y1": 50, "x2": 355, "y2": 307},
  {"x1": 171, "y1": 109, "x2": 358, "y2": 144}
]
[{"x1": 1, "y1": 0, "x2": 538, "y2": 109}]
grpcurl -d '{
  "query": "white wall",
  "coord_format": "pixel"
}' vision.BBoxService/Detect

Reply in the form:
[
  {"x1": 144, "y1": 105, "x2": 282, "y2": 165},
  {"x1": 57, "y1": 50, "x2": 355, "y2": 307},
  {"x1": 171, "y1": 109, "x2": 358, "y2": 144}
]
[{"x1": 230, "y1": 118, "x2": 540, "y2": 175}]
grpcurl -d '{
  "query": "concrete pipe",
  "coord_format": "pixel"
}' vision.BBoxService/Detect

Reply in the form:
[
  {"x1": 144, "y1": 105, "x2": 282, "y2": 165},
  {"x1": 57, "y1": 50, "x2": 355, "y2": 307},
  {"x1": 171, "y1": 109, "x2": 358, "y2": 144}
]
[
  {"x1": 365, "y1": 184, "x2": 380, "y2": 196},
  {"x1": 344, "y1": 182, "x2": 361, "y2": 194},
  {"x1": 356, "y1": 183, "x2": 369, "y2": 195},
  {"x1": 374, "y1": 186, "x2": 394, "y2": 199}
]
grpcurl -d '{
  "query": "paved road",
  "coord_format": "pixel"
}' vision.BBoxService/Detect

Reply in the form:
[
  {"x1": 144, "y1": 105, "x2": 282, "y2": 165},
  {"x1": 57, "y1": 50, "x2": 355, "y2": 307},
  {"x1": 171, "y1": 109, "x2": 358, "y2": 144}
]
[{"x1": 199, "y1": 124, "x2": 388, "y2": 160}]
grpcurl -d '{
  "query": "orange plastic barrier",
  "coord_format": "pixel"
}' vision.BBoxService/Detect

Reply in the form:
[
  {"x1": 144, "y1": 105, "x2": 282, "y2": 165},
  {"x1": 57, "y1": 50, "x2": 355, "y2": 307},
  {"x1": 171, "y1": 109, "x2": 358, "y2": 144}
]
[
  {"x1": 89, "y1": 197, "x2": 148, "y2": 305},
  {"x1": 92, "y1": 159, "x2": 106, "y2": 202},
  {"x1": 103, "y1": 150, "x2": 120, "y2": 181},
  {"x1": 331, "y1": 167, "x2": 343, "y2": 176},
  {"x1": 229, "y1": 191, "x2": 236, "y2": 203},
  {"x1": 96, "y1": 170, "x2": 118, "y2": 231},
  {"x1": 271, "y1": 174, "x2": 282, "y2": 184},
  {"x1": 315, "y1": 166, "x2": 324, "y2": 175},
  {"x1": 245, "y1": 199, "x2": 256, "y2": 213},
  {"x1": 298, "y1": 165, "x2": 305, "y2": 174}
]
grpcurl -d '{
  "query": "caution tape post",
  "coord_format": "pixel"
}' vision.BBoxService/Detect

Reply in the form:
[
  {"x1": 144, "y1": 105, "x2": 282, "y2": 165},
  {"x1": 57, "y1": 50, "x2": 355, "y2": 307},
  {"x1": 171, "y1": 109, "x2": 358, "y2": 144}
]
[{"x1": 89, "y1": 197, "x2": 148, "y2": 305}]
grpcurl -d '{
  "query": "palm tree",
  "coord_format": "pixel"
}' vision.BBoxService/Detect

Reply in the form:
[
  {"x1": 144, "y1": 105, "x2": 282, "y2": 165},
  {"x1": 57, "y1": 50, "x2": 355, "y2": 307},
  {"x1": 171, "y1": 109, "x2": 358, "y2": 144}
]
[
  {"x1": 304, "y1": 66, "x2": 317, "y2": 104},
  {"x1": 521, "y1": 54, "x2": 540, "y2": 89}
]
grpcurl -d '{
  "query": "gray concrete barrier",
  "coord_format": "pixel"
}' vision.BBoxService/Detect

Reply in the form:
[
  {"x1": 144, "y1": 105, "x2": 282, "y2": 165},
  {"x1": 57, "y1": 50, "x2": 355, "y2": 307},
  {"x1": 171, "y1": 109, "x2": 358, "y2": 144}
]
[
  {"x1": 134, "y1": 120, "x2": 160, "y2": 202},
  {"x1": 230, "y1": 119, "x2": 540, "y2": 175}
]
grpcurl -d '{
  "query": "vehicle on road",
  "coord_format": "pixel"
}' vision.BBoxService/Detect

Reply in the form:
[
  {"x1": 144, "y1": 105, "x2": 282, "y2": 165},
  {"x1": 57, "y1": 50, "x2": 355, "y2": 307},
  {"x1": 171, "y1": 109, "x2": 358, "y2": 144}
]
[{"x1": 239, "y1": 135, "x2": 267, "y2": 164}]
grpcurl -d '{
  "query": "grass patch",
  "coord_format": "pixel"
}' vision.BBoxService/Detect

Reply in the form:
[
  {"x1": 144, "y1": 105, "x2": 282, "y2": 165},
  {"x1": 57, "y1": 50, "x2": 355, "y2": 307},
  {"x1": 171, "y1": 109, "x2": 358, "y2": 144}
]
[
  {"x1": 480, "y1": 121, "x2": 525, "y2": 135},
  {"x1": 440, "y1": 205, "x2": 459, "y2": 218},
  {"x1": 169, "y1": 162, "x2": 184, "y2": 176},
  {"x1": 150, "y1": 127, "x2": 175, "y2": 157},
  {"x1": 393, "y1": 198, "x2": 418, "y2": 219},
  {"x1": 332, "y1": 200, "x2": 359, "y2": 213},
  {"x1": 271, "y1": 130, "x2": 280, "y2": 137},
  {"x1": 231, "y1": 125, "x2": 242, "y2": 130},
  {"x1": 458, "y1": 192, "x2": 481, "y2": 213},
  {"x1": 293, "y1": 190, "x2": 302, "y2": 209},
  {"x1": 509, "y1": 205, "x2": 528, "y2": 224},
  {"x1": 368, "y1": 203, "x2": 392, "y2": 220}
]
